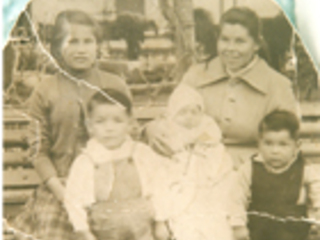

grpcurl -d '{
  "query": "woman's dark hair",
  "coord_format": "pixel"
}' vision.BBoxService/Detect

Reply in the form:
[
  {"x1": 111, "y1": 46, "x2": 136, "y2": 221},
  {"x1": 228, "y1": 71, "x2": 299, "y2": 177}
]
[
  {"x1": 218, "y1": 7, "x2": 271, "y2": 63},
  {"x1": 50, "y1": 10, "x2": 102, "y2": 61},
  {"x1": 220, "y1": 7, "x2": 261, "y2": 42},
  {"x1": 87, "y1": 88, "x2": 132, "y2": 115},
  {"x1": 194, "y1": 8, "x2": 218, "y2": 61},
  {"x1": 258, "y1": 110, "x2": 300, "y2": 140}
]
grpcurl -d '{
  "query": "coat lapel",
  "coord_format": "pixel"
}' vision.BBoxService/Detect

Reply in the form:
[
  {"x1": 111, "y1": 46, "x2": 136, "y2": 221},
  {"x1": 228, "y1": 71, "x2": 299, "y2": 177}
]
[{"x1": 195, "y1": 56, "x2": 270, "y2": 94}]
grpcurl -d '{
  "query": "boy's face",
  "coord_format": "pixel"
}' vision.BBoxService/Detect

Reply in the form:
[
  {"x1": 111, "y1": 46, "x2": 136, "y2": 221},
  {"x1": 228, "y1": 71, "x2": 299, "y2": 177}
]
[
  {"x1": 258, "y1": 130, "x2": 299, "y2": 169},
  {"x1": 173, "y1": 104, "x2": 203, "y2": 129},
  {"x1": 87, "y1": 103, "x2": 131, "y2": 150}
]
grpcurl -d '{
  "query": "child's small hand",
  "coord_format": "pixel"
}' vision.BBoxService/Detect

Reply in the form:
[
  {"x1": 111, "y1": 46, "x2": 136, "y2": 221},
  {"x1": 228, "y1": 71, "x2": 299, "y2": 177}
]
[
  {"x1": 145, "y1": 120, "x2": 176, "y2": 157},
  {"x1": 154, "y1": 221, "x2": 171, "y2": 240},
  {"x1": 233, "y1": 226, "x2": 250, "y2": 240},
  {"x1": 75, "y1": 230, "x2": 97, "y2": 240},
  {"x1": 309, "y1": 224, "x2": 320, "y2": 240}
]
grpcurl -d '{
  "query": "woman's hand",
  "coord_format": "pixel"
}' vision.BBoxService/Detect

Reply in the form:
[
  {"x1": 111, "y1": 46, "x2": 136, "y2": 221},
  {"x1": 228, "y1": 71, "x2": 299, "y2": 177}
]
[
  {"x1": 154, "y1": 221, "x2": 171, "y2": 240},
  {"x1": 75, "y1": 230, "x2": 97, "y2": 240},
  {"x1": 46, "y1": 176, "x2": 65, "y2": 202},
  {"x1": 144, "y1": 120, "x2": 176, "y2": 157},
  {"x1": 233, "y1": 226, "x2": 250, "y2": 240}
]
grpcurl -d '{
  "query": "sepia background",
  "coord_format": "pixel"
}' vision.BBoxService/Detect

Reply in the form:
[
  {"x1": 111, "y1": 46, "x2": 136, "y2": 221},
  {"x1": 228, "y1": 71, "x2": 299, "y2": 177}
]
[{"x1": 2, "y1": 0, "x2": 320, "y2": 238}]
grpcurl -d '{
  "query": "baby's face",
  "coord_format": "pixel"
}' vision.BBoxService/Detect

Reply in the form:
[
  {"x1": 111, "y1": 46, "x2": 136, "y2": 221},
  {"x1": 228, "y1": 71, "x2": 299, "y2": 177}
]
[{"x1": 173, "y1": 104, "x2": 203, "y2": 129}]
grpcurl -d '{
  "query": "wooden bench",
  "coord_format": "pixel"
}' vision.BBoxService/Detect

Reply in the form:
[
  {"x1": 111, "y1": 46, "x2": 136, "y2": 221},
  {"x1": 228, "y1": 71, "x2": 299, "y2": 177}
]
[{"x1": 107, "y1": 38, "x2": 174, "y2": 58}]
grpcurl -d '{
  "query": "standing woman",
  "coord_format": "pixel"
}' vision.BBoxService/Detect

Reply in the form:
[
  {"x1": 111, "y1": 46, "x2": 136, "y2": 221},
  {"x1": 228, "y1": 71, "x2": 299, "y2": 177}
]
[{"x1": 13, "y1": 10, "x2": 130, "y2": 240}]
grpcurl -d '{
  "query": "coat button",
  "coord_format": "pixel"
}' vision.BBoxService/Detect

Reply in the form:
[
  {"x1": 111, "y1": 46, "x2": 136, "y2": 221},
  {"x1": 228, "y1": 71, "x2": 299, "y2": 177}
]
[
  {"x1": 229, "y1": 97, "x2": 235, "y2": 103},
  {"x1": 222, "y1": 133, "x2": 228, "y2": 141},
  {"x1": 224, "y1": 117, "x2": 231, "y2": 122}
]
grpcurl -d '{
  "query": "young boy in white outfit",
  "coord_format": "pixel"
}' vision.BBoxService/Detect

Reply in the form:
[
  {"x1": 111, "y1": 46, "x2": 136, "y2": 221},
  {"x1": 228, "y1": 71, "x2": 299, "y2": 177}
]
[
  {"x1": 153, "y1": 84, "x2": 235, "y2": 240},
  {"x1": 64, "y1": 88, "x2": 169, "y2": 240},
  {"x1": 231, "y1": 110, "x2": 320, "y2": 240}
]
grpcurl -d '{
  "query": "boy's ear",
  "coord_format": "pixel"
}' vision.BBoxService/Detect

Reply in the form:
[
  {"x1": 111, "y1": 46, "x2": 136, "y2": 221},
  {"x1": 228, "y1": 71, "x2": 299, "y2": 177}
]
[
  {"x1": 129, "y1": 116, "x2": 138, "y2": 129},
  {"x1": 129, "y1": 115, "x2": 136, "y2": 124},
  {"x1": 85, "y1": 119, "x2": 93, "y2": 136},
  {"x1": 295, "y1": 139, "x2": 302, "y2": 156},
  {"x1": 296, "y1": 139, "x2": 302, "y2": 148},
  {"x1": 128, "y1": 116, "x2": 140, "y2": 136}
]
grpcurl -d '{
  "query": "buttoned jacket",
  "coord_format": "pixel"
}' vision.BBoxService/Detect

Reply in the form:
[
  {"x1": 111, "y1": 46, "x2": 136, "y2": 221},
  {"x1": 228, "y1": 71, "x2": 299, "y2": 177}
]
[{"x1": 182, "y1": 56, "x2": 298, "y2": 146}]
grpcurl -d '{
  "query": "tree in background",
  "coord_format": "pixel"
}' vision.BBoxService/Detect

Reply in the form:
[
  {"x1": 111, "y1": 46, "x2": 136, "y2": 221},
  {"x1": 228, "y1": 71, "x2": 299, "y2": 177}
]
[{"x1": 159, "y1": 0, "x2": 195, "y2": 82}]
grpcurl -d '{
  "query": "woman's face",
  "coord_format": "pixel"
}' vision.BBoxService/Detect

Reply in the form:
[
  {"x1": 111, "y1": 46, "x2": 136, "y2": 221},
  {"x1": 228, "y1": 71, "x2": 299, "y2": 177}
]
[
  {"x1": 218, "y1": 23, "x2": 259, "y2": 72},
  {"x1": 60, "y1": 23, "x2": 97, "y2": 71}
]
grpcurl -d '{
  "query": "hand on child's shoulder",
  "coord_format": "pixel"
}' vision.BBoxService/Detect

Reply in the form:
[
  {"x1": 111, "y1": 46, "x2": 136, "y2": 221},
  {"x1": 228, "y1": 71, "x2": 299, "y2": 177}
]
[
  {"x1": 232, "y1": 226, "x2": 250, "y2": 240},
  {"x1": 144, "y1": 119, "x2": 176, "y2": 157}
]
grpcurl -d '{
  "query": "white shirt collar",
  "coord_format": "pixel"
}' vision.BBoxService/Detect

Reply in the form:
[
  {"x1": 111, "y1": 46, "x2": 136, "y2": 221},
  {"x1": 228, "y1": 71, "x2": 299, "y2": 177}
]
[
  {"x1": 255, "y1": 153, "x2": 298, "y2": 174},
  {"x1": 83, "y1": 136, "x2": 135, "y2": 164}
]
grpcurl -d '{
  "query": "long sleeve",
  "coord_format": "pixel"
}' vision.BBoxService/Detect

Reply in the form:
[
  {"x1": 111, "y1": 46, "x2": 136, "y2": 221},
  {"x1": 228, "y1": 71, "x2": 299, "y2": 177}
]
[
  {"x1": 28, "y1": 81, "x2": 57, "y2": 182},
  {"x1": 305, "y1": 163, "x2": 320, "y2": 221},
  {"x1": 271, "y1": 77, "x2": 299, "y2": 116},
  {"x1": 64, "y1": 154, "x2": 95, "y2": 231},
  {"x1": 229, "y1": 160, "x2": 252, "y2": 227}
]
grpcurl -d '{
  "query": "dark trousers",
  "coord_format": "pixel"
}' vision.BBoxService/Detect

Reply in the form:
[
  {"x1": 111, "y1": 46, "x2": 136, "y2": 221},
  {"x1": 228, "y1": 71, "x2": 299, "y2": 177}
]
[{"x1": 249, "y1": 215, "x2": 310, "y2": 240}]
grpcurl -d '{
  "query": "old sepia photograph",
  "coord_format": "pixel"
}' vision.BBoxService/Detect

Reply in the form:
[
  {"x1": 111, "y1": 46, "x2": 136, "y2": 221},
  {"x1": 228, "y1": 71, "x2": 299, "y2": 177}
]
[{"x1": 2, "y1": 0, "x2": 320, "y2": 240}]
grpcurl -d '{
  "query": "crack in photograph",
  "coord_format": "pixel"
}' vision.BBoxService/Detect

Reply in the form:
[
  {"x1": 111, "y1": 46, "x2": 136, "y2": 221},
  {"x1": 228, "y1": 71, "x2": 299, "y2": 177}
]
[{"x1": 2, "y1": 0, "x2": 320, "y2": 240}]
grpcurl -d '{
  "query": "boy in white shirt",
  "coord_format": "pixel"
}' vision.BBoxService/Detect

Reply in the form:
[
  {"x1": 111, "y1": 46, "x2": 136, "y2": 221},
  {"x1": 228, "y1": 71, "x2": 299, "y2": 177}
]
[{"x1": 64, "y1": 88, "x2": 169, "y2": 240}]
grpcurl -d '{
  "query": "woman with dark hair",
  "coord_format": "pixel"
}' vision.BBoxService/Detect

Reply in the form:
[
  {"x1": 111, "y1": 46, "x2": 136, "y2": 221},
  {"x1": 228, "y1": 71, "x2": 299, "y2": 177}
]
[
  {"x1": 146, "y1": 6, "x2": 297, "y2": 168},
  {"x1": 13, "y1": 10, "x2": 130, "y2": 240}
]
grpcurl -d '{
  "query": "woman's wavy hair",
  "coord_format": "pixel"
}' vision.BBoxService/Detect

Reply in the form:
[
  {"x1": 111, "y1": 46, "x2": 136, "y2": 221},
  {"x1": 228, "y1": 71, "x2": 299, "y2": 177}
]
[
  {"x1": 50, "y1": 10, "x2": 102, "y2": 62},
  {"x1": 217, "y1": 7, "x2": 271, "y2": 64}
]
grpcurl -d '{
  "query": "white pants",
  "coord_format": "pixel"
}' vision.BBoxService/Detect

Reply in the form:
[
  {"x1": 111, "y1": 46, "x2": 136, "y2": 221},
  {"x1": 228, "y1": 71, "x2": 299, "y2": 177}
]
[{"x1": 170, "y1": 209, "x2": 233, "y2": 240}]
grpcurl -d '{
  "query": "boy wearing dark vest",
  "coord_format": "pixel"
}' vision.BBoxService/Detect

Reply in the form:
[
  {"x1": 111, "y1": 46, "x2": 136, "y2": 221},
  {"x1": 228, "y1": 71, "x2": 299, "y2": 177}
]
[{"x1": 231, "y1": 110, "x2": 320, "y2": 240}]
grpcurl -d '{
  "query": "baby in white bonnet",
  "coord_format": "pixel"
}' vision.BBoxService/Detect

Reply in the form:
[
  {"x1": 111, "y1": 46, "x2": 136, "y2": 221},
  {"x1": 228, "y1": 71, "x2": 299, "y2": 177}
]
[
  {"x1": 165, "y1": 83, "x2": 222, "y2": 151},
  {"x1": 154, "y1": 84, "x2": 235, "y2": 240}
]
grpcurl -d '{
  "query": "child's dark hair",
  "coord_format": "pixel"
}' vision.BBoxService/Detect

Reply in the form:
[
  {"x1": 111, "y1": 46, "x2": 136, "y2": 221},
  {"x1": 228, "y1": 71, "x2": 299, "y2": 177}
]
[
  {"x1": 258, "y1": 110, "x2": 300, "y2": 140},
  {"x1": 87, "y1": 88, "x2": 132, "y2": 115}
]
